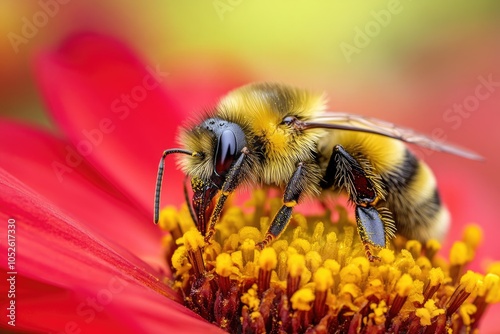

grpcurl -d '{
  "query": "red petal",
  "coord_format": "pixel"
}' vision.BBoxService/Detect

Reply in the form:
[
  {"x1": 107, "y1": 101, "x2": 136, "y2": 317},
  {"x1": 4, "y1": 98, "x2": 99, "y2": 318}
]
[
  {"x1": 106, "y1": 284, "x2": 226, "y2": 333},
  {"x1": 436, "y1": 164, "x2": 498, "y2": 269},
  {"x1": 13, "y1": 275, "x2": 224, "y2": 333},
  {"x1": 0, "y1": 169, "x2": 222, "y2": 332},
  {"x1": 0, "y1": 120, "x2": 165, "y2": 270},
  {"x1": 33, "y1": 32, "x2": 186, "y2": 213},
  {"x1": 0, "y1": 168, "x2": 173, "y2": 295},
  {"x1": 481, "y1": 304, "x2": 500, "y2": 334},
  {"x1": 12, "y1": 275, "x2": 133, "y2": 333}
]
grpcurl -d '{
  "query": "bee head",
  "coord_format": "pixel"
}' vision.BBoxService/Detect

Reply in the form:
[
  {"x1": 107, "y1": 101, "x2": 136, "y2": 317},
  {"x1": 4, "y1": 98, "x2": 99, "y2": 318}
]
[
  {"x1": 199, "y1": 118, "x2": 247, "y2": 184},
  {"x1": 177, "y1": 117, "x2": 247, "y2": 233}
]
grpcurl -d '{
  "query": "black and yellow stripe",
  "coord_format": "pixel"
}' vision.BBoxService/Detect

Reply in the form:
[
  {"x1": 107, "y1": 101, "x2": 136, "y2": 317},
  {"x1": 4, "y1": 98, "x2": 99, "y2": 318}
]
[
  {"x1": 177, "y1": 82, "x2": 454, "y2": 247},
  {"x1": 381, "y1": 149, "x2": 449, "y2": 242},
  {"x1": 318, "y1": 130, "x2": 449, "y2": 243}
]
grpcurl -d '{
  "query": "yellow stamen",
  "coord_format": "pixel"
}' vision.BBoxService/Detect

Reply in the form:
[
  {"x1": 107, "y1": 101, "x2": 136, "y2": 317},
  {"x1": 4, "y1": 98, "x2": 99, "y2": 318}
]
[
  {"x1": 449, "y1": 241, "x2": 469, "y2": 266},
  {"x1": 159, "y1": 206, "x2": 181, "y2": 234},
  {"x1": 241, "y1": 284, "x2": 260, "y2": 311},
  {"x1": 461, "y1": 270, "x2": 481, "y2": 294},
  {"x1": 487, "y1": 262, "x2": 500, "y2": 276},
  {"x1": 449, "y1": 241, "x2": 470, "y2": 285},
  {"x1": 446, "y1": 271, "x2": 481, "y2": 316},
  {"x1": 259, "y1": 247, "x2": 277, "y2": 271},
  {"x1": 305, "y1": 251, "x2": 322, "y2": 273},
  {"x1": 158, "y1": 191, "x2": 498, "y2": 333},
  {"x1": 395, "y1": 273, "x2": 413, "y2": 297},
  {"x1": 471, "y1": 273, "x2": 500, "y2": 330},
  {"x1": 312, "y1": 267, "x2": 333, "y2": 322},
  {"x1": 181, "y1": 228, "x2": 205, "y2": 251},
  {"x1": 415, "y1": 300, "x2": 445, "y2": 326},
  {"x1": 216, "y1": 253, "x2": 233, "y2": 294},
  {"x1": 257, "y1": 247, "x2": 277, "y2": 294},
  {"x1": 462, "y1": 224, "x2": 483, "y2": 251},
  {"x1": 171, "y1": 246, "x2": 190, "y2": 276},
  {"x1": 323, "y1": 259, "x2": 341, "y2": 276},
  {"x1": 314, "y1": 267, "x2": 333, "y2": 292},
  {"x1": 405, "y1": 240, "x2": 422, "y2": 259},
  {"x1": 290, "y1": 238, "x2": 312, "y2": 254},
  {"x1": 287, "y1": 253, "x2": 307, "y2": 297},
  {"x1": 180, "y1": 229, "x2": 205, "y2": 276},
  {"x1": 339, "y1": 263, "x2": 362, "y2": 285},
  {"x1": 238, "y1": 226, "x2": 262, "y2": 243},
  {"x1": 483, "y1": 273, "x2": 500, "y2": 303},
  {"x1": 241, "y1": 239, "x2": 256, "y2": 265},
  {"x1": 369, "y1": 300, "x2": 387, "y2": 325},
  {"x1": 388, "y1": 274, "x2": 413, "y2": 321},
  {"x1": 422, "y1": 267, "x2": 446, "y2": 303},
  {"x1": 340, "y1": 283, "x2": 361, "y2": 299},
  {"x1": 425, "y1": 239, "x2": 441, "y2": 261},
  {"x1": 288, "y1": 253, "x2": 306, "y2": 278},
  {"x1": 459, "y1": 303, "x2": 477, "y2": 327},
  {"x1": 379, "y1": 248, "x2": 395, "y2": 264},
  {"x1": 290, "y1": 288, "x2": 315, "y2": 311}
]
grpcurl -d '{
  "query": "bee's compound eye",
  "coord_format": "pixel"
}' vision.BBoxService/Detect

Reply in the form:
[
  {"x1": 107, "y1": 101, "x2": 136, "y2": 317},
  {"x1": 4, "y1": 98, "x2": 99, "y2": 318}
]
[
  {"x1": 282, "y1": 116, "x2": 297, "y2": 125},
  {"x1": 214, "y1": 129, "x2": 238, "y2": 176}
]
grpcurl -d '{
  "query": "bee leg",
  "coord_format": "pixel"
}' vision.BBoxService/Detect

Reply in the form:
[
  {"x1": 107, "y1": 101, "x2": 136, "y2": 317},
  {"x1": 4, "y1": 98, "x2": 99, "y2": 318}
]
[
  {"x1": 356, "y1": 206, "x2": 387, "y2": 261},
  {"x1": 184, "y1": 175, "x2": 197, "y2": 224},
  {"x1": 256, "y1": 162, "x2": 306, "y2": 250},
  {"x1": 323, "y1": 145, "x2": 395, "y2": 261},
  {"x1": 204, "y1": 148, "x2": 250, "y2": 243}
]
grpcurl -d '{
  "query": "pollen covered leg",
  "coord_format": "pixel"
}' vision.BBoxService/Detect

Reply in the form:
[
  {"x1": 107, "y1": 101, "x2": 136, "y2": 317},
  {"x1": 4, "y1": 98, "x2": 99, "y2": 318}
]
[
  {"x1": 323, "y1": 145, "x2": 396, "y2": 261},
  {"x1": 356, "y1": 206, "x2": 395, "y2": 261},
  {"x1": 204, "y1": 148, "x2": 249, "y2": 243},
  {"x1": 256, "y1": 162, "x2": 306, "y2": 249}
]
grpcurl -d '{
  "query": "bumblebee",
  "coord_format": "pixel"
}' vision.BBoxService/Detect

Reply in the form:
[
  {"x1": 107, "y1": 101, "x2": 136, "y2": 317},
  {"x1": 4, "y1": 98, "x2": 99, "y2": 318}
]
[{"x1": 154, "y1": 83, "x2": 480, "y2": 260}]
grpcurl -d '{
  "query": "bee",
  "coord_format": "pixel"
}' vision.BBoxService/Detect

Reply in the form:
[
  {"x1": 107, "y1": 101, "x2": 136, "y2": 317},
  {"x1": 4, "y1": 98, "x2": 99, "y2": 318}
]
[{"x1": 154, "y1": 83, "x2": 481, "y2": 260}]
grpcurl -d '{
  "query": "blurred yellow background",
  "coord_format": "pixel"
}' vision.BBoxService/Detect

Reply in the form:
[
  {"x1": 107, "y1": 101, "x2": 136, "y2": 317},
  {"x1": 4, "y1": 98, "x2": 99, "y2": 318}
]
[{"x1": 1, "y1": 1, "x2": 499, "y2": 127}]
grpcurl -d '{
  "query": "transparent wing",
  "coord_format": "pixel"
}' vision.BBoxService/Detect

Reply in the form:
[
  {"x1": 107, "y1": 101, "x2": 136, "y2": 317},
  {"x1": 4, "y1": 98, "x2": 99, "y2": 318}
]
[{"x1": 306, "y1": 112, "x2": 482, "y2": 160}]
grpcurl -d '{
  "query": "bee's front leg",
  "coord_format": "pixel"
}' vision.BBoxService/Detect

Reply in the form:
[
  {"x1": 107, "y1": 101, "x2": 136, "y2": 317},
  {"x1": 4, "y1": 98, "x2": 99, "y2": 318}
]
[
  {"x1": 204, "y1": 148, "x2": 250, "y2": 243},
  {"x1": 323, "y1": 145, "x2": 396, "y2": 261},
  {"x1": 256, "y1": 162, "x2": 307, "y2": 250}
]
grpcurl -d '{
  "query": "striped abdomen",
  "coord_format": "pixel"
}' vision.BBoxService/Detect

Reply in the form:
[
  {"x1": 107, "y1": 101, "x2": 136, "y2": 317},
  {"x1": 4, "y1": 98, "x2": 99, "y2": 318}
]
[
  {"x1": 318, "y1": 131, "x2": 450, "y2": 243},
  {"x1": 380, "y1": 148, "x2": 450, "y2": 242}
]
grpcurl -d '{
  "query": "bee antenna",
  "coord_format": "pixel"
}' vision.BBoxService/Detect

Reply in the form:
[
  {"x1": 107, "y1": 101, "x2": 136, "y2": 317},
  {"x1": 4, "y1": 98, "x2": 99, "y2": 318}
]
[{"x1": 154, "y1": 149, "x2": 199, "y2": 224}]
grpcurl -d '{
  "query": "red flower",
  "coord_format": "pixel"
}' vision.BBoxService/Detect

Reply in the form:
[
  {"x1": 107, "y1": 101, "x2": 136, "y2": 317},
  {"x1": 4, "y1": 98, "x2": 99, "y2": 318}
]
[
  {"x1": 0, "y1": 32, "x2": 498, "y2": 333},
  {"x1": 0, "y1": 32, "x2": 245, "y2": 333}
]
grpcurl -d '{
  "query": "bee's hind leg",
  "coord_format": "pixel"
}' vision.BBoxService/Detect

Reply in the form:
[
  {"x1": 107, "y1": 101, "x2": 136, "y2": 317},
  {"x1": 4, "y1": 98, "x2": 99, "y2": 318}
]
[
  {"x1": 322, "y1": 145, "x2": 395, "y2": 261},
  {"x1": 355, "y1": 206, "x2": 393, "y2": 261},
  {"x1": 256, "y1": 162, "x2": 307, "y2": 250}
]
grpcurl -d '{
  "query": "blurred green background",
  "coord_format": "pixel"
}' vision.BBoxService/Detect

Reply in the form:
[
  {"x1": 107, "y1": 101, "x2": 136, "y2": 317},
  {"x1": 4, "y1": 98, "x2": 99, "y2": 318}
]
[{"x1": 1, "y1": 0, "x2": 500, "y2": 330}]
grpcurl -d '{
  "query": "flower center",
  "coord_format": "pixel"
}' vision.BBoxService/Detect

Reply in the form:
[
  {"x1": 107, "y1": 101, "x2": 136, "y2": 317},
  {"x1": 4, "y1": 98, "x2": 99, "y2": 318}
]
[{"x1": 159, "y1": 190, "x2": 500, "y2": 333}]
